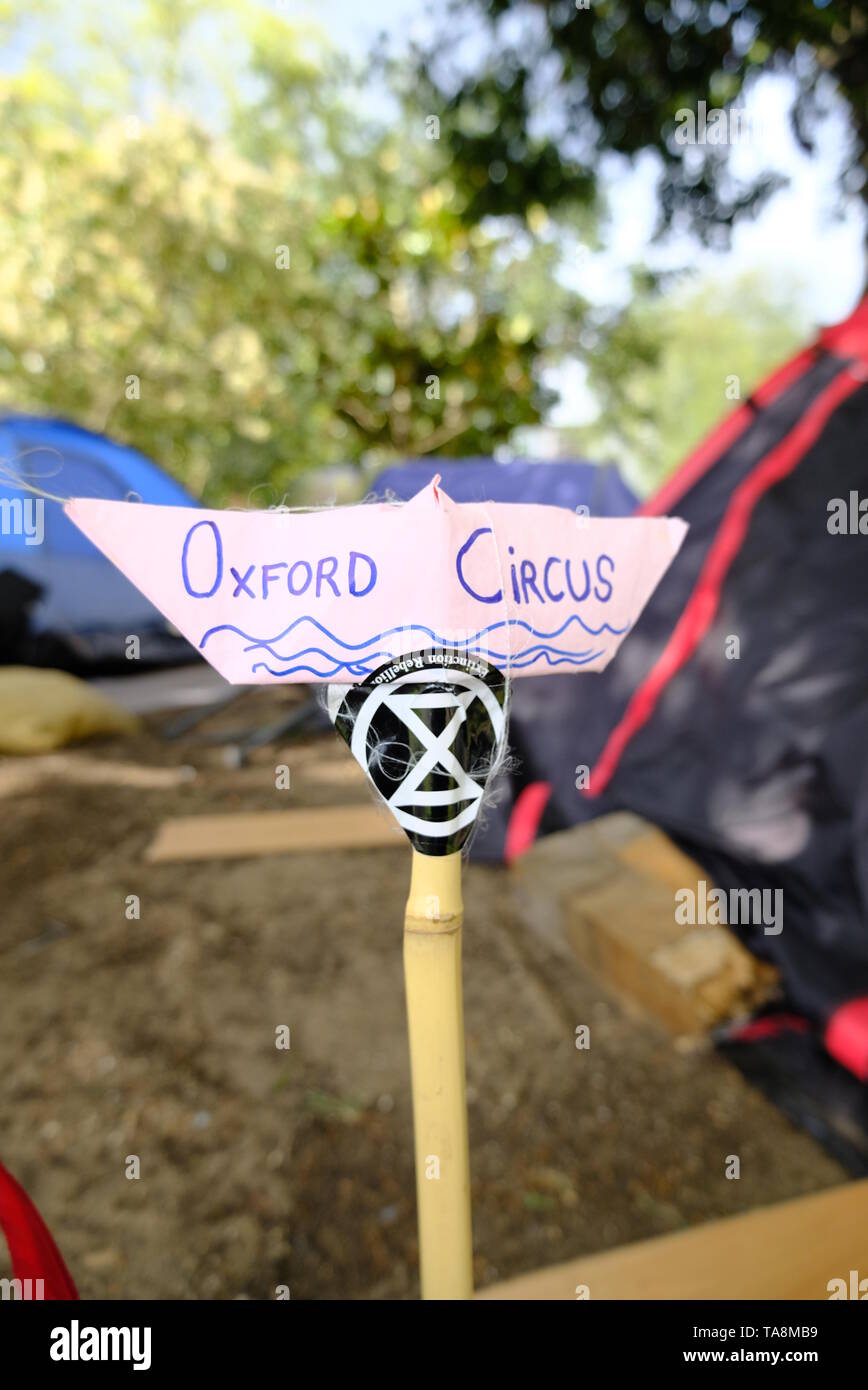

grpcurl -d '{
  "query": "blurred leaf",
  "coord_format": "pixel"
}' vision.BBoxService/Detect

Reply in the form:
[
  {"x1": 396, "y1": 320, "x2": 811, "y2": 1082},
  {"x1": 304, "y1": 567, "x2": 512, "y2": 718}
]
[{"x1": 0, "y1": 0, "x2": 590, "y2": 501}]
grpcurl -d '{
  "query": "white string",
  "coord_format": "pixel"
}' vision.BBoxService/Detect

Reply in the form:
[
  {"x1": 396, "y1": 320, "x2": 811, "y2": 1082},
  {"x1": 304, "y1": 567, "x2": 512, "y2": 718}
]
[{"x1": 0, "y1": 457, "x2": 68, "y2": 505}]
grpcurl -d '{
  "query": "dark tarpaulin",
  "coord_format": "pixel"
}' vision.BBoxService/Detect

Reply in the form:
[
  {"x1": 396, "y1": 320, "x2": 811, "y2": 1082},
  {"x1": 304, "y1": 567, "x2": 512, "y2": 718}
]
[{"x1": 472, "y1": 300, "x2": 868, "y2": 1039}]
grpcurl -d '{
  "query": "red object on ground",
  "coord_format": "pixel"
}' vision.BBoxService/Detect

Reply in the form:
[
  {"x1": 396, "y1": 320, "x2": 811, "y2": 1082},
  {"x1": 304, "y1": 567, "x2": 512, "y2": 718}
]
[
  {"x1": 504, "y1": 780, "x2": 552, "y2": 864},
  {"x1": 0, "y1": 1159, "x2": 78, "y2": 1299},
  {"x1": 824, "y1": 998, "x2": 868, "y2": 1082}
]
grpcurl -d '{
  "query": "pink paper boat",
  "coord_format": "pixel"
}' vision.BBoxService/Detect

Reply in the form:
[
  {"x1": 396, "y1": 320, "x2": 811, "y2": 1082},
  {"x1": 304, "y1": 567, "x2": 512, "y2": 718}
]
[{"x1": 65, "y1": 476, "x2": 686, "y2": 684}]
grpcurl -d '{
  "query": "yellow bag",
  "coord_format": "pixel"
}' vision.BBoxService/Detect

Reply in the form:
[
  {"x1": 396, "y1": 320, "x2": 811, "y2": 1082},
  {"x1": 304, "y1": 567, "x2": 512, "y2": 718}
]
[{"x1": 0, "y1": 667, "x2": 140, "y2": 754}]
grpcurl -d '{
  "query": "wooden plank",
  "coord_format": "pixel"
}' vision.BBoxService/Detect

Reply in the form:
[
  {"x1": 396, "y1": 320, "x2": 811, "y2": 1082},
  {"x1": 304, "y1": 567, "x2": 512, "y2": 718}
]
[
  {"x1": 564, "y1": 821, "x2": 777, "y2": 1034},
  {"x1": 145, "y1": 803, "x2": 402, "y2": 863},
  {"x1": 0, "y1": 753, "x2": 196, "y2": 799},
  {"x1": 617, "y1": 827, "x2": 714, "y2": 894},
  {"x1": 478, "y1": 1180, "x2": 868, "y2": 1300}
]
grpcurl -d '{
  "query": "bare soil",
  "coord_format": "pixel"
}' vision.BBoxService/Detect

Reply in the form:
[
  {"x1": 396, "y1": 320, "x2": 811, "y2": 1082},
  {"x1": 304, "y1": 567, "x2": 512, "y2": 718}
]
[{"x1": 0, "y1": 687, "x2": 845, "y2": 1299}]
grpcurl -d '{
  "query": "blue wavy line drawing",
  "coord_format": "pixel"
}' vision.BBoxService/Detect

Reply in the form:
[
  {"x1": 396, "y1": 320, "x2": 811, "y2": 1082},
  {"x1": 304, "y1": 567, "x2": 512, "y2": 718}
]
[
  {"x1": 487, "y1": 643, "x2": 594, "y2": 662},
  {"x1": 199, "y1": 611, "x2": 629, "y2": 656},
  {"x1": 246, "y1": 639, "x2": 594, "y2": 666},
  {"x1": 252, "y1": 659, "x2": 378, "y2": 679},
  {"x1": 508, "y1": 648, "x2": 604, "y2": 669},
  {"x1": 245, "y1": 644, "x2": 394, "y2": 670},
  {"x1": 250, "y1": 647, "x2": 606, "y2": 680}
]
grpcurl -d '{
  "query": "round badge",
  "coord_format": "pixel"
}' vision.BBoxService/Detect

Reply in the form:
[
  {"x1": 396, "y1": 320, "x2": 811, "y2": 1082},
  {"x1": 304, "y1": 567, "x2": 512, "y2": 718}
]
[{"x1": 329, "y1": 650, "x2": 507, "y2": 855}]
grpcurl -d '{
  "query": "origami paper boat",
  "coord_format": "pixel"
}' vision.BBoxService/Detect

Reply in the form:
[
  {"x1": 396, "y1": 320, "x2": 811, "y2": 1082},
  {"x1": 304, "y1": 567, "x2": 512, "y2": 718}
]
[{"x1": 66, "y1": 476, "x2": 686, "y2": 684}]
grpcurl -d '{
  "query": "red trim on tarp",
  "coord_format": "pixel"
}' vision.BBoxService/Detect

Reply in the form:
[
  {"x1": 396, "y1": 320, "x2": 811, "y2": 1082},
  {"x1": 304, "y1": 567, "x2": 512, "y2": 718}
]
[
  {"x1": 638, "y1": 348, "x2": 817, "y2": 520},
  {"x1": 640, "y1": 298, "x2": 868, "y2": 523},
  {"x1": 818, "y1": 296, "x2": 868, "y2": 358},
  {"x1": 0, "y1": 1160, "x2": 78, "y2": 1299},
  {"x1": 588, "y1": 366, "x2": 865, "y2": 797},
  {"x1": 729, "y1": 1013, "x2": 811, "y2": 1044},
  {"x1": 824, "y1": 998, "x2": 868, "y2": 1082},
  {"x1": 752, "y1": 348, "x2": 820, "y2": 406},
  {"x1": 504, "y1": 780, "x2": 552, "y2": 864},
  {"x1": 637, "y1": 404, "x2": 754, "y2": 520}
]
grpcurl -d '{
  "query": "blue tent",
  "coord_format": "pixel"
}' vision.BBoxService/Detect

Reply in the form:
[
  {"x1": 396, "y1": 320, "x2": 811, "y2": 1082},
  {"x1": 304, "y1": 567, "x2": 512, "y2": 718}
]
[
  {"x1": 0, "y1": 415, "x2": 198, "y2": 669},
  {"x1": 371, "y1": 457, "x2": 637, "y2": 515}
]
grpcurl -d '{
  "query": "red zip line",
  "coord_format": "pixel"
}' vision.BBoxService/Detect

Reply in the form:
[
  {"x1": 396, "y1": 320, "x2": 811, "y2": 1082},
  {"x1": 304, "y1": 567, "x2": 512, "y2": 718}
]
[{"x1": 588, "y1": 363, "x2": 867, "y2": 797}]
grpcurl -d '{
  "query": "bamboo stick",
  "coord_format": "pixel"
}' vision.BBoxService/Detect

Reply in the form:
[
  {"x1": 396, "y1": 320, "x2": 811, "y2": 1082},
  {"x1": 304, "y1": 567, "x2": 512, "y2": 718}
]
[{"x1": 403, "y1": 848, "x2": 473, "y2": 1300}]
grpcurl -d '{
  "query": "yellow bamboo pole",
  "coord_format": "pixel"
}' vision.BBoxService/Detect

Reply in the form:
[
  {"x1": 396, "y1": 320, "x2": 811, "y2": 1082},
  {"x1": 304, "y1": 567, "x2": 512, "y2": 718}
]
[{"x1": 403, "y1": 847, "x2": 473, "y2": 1300}]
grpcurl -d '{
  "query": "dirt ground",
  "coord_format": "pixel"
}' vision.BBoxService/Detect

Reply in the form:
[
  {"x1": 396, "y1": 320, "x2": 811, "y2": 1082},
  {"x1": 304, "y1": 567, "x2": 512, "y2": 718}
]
[{"x1": 0, "y1": 686, "x2": 846, "y2": 1299}]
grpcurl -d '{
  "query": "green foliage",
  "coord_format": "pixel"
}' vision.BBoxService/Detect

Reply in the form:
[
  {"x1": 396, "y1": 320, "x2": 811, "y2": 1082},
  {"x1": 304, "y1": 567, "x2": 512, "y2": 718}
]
[
  {"x1": 0, "y1": 1, "x2": 826, "y2": 507},
  {"x1": 0, "y1": 0, "x2": 587, "y2": 502},
  {"x1": 566, "y1": 272, "x2": 808, "y2": 493},
  {"x1": 413, "y1": 0, "x2": 868, "y2": 239}
]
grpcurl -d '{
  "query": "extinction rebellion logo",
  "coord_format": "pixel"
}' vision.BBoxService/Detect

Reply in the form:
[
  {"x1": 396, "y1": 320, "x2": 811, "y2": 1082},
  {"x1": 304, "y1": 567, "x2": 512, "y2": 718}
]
[{"x1": 329, "y1": 649, "x2": 507, "y2": 856}]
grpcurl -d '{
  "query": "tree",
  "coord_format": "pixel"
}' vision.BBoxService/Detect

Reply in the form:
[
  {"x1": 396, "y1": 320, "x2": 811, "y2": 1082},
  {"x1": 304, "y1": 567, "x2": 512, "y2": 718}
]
[
  {"x1": 410, "y1": 0, "x2": 868, "y2": 241},
  {"x1": 564, "y1": 271, "x2": 808, "y2": 492},
  {"x1": 0, "y1": 0, "x2": 589, "y2": 502}
]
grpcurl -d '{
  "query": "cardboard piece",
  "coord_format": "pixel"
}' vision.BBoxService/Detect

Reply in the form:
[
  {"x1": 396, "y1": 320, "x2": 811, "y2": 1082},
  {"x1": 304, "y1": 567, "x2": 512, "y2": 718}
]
[
  {"x1": 144, "y1": 803, "x2": 402, "y2": 863},
  {"x1": 477, "y1": 1179, "x2": 868, "y2": 1300},
  {"x1": 564, "y1": 820, "x2": 778, "y2": 1034}
]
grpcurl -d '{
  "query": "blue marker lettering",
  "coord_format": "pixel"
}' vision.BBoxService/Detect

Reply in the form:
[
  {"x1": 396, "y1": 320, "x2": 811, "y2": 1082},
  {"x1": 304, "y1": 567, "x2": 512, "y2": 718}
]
[
  {"x1": 181, "y1": 519, "x2": 223, "y2": 599},
  {"x1": 231, "y1": 565, "x2": 256, "y2": 599},
  {"x1": 565, "y1": 558, "x2": 591, "y2": 603},
  {"x1": 543, "y1": 556, "x2": 564, "y2": 602},
  {"x1": 348, "y1": 551, "x2": 377, "y2": 597},
  {"x1": 316, "y1": 556, "x2": 340, "y2": 598},
  {"x1": 262, "y1": 562, "x2": 288, "y2": 599},
  {"x1": 287, "y1": 560, "x2": 313, "y2": 597},
  {"x1": 520, "y1": 559, "x2": 543, "y2": 606},
  {"x1": 594, "y1": 553, "x2": 615, "y2": 602},
  {"x1": 456, "y1": 528, "x2": 501, "y2": 604}
]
